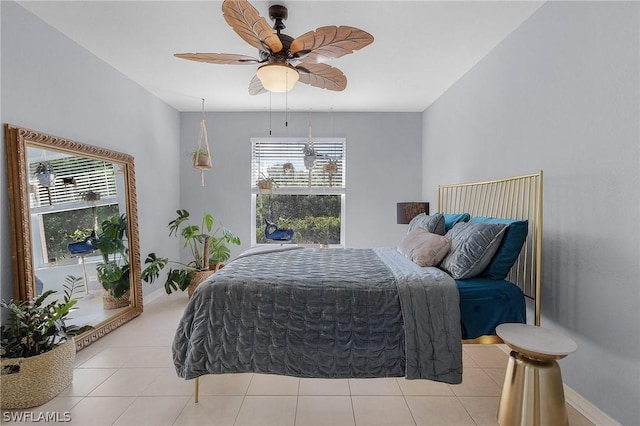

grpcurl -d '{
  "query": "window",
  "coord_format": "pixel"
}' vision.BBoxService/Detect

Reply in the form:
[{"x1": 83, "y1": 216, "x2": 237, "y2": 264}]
[
  {"x1": 27, "y1": 154, "x2": 121, "y2": 264},
  {"x1": 251, "y1": 137, "x2": 346, "y2": 246}
]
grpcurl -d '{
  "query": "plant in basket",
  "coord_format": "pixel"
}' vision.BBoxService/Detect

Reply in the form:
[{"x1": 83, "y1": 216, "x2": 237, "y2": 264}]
[
  {"x1": 0, "y1": 275, "x2": 89, "y2": 409},
  {"x1": 91, "y1": 213, "x2": 131, "y2": 309},
  {"x1": 141, "y1": 209, "x2": 240, "y2": 296}
]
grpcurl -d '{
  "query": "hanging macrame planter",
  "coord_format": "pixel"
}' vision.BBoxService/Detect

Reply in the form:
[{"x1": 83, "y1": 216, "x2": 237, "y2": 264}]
[
  {"x1": 193, "y1": 99, "x2": 212, "y2": 187},
  {"x1": 303, "y1": 124, "x2": 317, "y2": 188}
]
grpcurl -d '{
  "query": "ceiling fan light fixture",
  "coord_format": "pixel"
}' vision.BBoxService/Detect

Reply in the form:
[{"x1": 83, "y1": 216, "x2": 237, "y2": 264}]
[{"x1": 257, "y1": 63, "x2": 299, "y2": 92}]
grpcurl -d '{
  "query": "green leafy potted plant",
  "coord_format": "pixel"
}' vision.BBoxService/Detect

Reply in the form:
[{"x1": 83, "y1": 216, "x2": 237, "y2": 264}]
[
  {"x1": 0, "y1": 276, "x2": 85, "y2": 409},
  {"x1": 142, "y1": 209, "x2": 240, "y2": 296},
  {"x1": 91, "y1": 213, "x2": 130, "y2": 309}
]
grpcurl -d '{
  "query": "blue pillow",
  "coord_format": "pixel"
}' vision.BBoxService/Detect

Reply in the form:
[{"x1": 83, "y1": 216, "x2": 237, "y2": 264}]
[
  {"x1": 469, "y1": 217, "x2": 528, "y2": 279},
  {"x1": 442, "y1": 213, "x2": 470, "y2": 231}
]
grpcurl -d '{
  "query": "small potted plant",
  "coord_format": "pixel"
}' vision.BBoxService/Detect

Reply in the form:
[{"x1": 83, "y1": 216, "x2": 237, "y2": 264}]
[
  {"x1": 0, "y1": 276, "x2": 85, "y2": 409},
  {"x1": 91, "y1": 214, "x2": 130, "y2": 309},
  {"x1": 192, "y1": 147, "x2": 212, "y2": 169},
  {"x1": 142, "y1": 209, "x2": 240, "y2": 296},
  {"x1": 323, "y1": 158, "x2": 338, "y2": 175},
  {"x1": 257, "y1": 173, "x2": 278, "y2": 194}
]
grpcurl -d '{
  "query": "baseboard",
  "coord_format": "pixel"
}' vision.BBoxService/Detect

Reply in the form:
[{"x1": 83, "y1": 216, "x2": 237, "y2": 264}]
[
  {"x1": 564, "y1": 385, "x2": 621, "y2": 426},
  {"x1": 495, "y1": 344, "x2": 619, "y2": 425}
]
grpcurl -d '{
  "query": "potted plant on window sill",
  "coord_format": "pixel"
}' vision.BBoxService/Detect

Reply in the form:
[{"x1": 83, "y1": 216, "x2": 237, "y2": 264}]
[
  {"x1": 0, "y1": 276, "x2": 87, "y2": 409},
  {"x1": 91, "y1": 213, "x2": 131, "y2": 309},
  {"x1": 141, "y1": 209, "x2": 240, "y2": 297}
]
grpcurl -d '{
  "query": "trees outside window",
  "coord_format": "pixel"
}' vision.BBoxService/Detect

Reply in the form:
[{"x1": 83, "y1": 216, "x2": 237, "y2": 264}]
[{"x1": 251, "y1": 138, "x2": 345, "y2": 246}]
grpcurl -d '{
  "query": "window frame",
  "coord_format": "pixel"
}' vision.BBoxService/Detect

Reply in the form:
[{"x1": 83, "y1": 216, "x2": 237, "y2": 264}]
[{"x1": 250, "y1": 137, "x2": 346, "y2": 247}]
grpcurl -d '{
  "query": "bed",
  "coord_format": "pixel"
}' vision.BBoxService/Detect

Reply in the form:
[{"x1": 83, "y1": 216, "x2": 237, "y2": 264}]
[{"x1": 172, "y1": 171, "x2": 543, "y2": 400}]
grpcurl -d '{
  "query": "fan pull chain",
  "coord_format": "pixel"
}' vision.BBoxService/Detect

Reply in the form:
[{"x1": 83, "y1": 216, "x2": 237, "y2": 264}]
[
  {"x1": 285, "y1": 72, "x2": 289, "y2": 127},
  {"x1": 268, "y1": 93, "x2": 272, "y2": 135}
]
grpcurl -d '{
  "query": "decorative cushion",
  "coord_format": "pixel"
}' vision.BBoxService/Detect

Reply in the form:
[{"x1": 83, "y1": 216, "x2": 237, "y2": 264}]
[
  {"x1": 443, "y1": 213, "x2": 471, "y2": 231},
  {"x1": 407, "y1": 213, "x2": 446, "y2": 236},
  {"x1": 440, "y1": 222, "x2": 508, "y2": 280},
  {"x1": 398, "y1": 228, "x2": 451, "y2": 267},
  {"x1": 469, "y1": 217, "x2": 529, "y2": 279}
]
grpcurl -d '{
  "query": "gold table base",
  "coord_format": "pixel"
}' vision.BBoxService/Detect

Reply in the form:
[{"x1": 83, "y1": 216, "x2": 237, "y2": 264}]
[{"x1": 497, "y1": 351, "x2": 569, "y2": 426}]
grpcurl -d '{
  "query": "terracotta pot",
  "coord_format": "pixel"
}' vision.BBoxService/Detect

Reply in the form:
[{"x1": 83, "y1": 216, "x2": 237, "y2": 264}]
[{"x1": 194, "y1": 154, "x2": 212, "y2": 169}]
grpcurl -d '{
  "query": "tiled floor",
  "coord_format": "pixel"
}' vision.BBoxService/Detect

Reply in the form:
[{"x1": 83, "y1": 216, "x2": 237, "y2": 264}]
[{"x1": 2, "y1": 293, "x2": 594, "y2": 426}]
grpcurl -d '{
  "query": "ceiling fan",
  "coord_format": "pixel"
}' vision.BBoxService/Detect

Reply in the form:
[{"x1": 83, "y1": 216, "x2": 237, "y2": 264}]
[{"x1": 174, "y1": 0, "x2": 374, "y2": 95}]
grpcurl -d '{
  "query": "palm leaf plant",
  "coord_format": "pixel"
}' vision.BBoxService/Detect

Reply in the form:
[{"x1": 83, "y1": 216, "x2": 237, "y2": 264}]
[{"x1": 141, "y1": 209, "x2": 240, "y2": 294}]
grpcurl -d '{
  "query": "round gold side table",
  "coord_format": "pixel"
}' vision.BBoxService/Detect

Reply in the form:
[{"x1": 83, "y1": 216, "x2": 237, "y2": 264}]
[{"x1": 496, "y1": 323, "x2": 578, "y2": 426}]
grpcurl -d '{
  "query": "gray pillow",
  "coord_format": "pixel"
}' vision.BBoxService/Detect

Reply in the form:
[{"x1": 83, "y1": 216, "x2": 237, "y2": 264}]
[
  {"x1": 407, "y1": 213, "x2": 446, "y2": 236},
  {"x1": 440, "y1": 222, "x2": 508, "y2": 279}
]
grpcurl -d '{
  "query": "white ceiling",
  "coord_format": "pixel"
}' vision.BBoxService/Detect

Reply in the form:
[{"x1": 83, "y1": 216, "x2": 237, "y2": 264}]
[{"x1": 19, "y1": 1, "x2": 544, "y2": 113}]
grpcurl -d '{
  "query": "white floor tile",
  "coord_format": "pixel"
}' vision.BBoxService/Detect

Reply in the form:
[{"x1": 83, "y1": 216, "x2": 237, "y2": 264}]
[
  {"x1": 199, "y1": 373, "x2": 253, "y2": 396},
  {"x1": 405, "y1": 396, "x2": 475, "y2": 426},
  {"x1": 172, "y1": 396, "x2": 243, "y2": 426},
  {"x1": 234, "y1": 396, "x2": 297, "y2": 426},
  {"x1": 296, "y1": 396, "x2": 355, "y2": 426},
  {"x1": 112, "y1": 396, "x2": 189, "y2": 426},
  {"x1": 141, "y1": 368, "x2": 195, "y2": 396},
  {"x1": 396, "y1": 378, "x2": 454, "y2": 396},
  {"x1": 58, "y1": 368, "x2": 117, "y2": 397},
  {"x1": 88, "y1": 367, "x2": 165, "y2": 397},
  {"x1": 66, "y1": 396, "x2": 135, "y2": 426},
  {"x1": 449, "y1": 368, "x2": 502, "y2": 397},
  {"x1": 351, "y1": 396, "x2": 415, "y2": 426},
  {"x1": 298, "y1": 378, "x2": 351, "y2": 396},
  {"x1": 349, "y1": 378, "x2": 402, "y2": 395},
  {"x1": 246, "y1": 373, "x2": 300, "y2": 395},
  {"x1": 458, "y1": 396, "x2": 500, "y2": 425}
]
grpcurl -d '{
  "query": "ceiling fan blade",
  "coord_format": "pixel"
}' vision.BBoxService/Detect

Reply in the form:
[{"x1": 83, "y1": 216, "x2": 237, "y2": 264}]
[
  {"x1": 296, "y1": 63, "x2": 347, "y2": 91},
  {"x1": 174, "y1": 53, "x2": 260, "y2": 65},
  {"x1": 248, "y1": 75, "x2": 267, "y2": 95},
  {"x1": 290, "y1": 26, "x2": 374, "y2": 63},
  {"x1": 222, "y1": 0, "x2": 283, "y2": 53}
]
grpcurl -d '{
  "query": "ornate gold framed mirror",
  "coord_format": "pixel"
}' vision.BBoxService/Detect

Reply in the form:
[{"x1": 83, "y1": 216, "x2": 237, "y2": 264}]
[{"x1": 4, "y1": 124, "x2": 143, "y2": 350}]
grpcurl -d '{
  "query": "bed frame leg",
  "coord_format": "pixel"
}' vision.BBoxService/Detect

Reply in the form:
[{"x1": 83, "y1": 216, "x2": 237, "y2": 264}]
[{"x1": 194, "y1": 377, "x2": 199, "y2": 403}]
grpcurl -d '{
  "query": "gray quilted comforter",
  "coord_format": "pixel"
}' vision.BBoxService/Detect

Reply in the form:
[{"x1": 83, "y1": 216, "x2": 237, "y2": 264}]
[{"x1": 173, "y1": 247, "x2": 462, "y2": 384}]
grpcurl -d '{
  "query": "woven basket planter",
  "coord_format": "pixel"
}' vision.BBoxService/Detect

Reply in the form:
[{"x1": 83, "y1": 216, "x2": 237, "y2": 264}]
[
  {"x1": 187, "y1": 263, "x2": 224, "y2": 298},
  {"x1": 102, "y1": 289, "x2": 130, "y2": 310},
  {"x1": 0, "y1": 339, "x2": 75, "y2": 409}
]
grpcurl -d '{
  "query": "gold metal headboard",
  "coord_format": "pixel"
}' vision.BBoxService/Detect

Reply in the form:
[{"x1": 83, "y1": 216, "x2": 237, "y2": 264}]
[{"x1": 438, "y1": 171, "x2": 543, "y2": 325}]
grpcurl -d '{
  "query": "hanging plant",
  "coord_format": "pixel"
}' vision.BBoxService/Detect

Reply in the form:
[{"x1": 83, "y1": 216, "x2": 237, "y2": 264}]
[
  {"x1": 82, "y1": 190, "x2": 101, "y2": 203},
  {"x1": 282, "y1": 163, "x2": 294, "y2": 174},
  {"x1": 192, "y1": 147, "x2": 212, "y2": 169},
  {"x1": 303, "y1": 143, "x2": 316, "y2": 171},
  {"x1": 323, "y1": 159, "x2": 338, "y2": 175},
  {"x1": 34, "y1": 162, "x2": 56, "y2": 187},
  {"x1": 257, "y1": 173, "x2": 277, "y2": 194},
  {"x1": 192, "y1": 98, "x2": 212, "y2": 186}
]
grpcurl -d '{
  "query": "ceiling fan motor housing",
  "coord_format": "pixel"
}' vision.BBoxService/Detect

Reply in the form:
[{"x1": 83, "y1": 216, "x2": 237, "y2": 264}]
[{"x1": 269, "y1": 5, "x2": 288, "y2": 30}]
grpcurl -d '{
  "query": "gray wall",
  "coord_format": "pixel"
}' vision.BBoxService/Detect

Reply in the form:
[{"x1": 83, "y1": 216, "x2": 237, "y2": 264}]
[
  {"x1": 421, "y1": 2, "x2": 639, "y2": 424},
  {"x1": 179, "y1": 111, "x2": 423, "y2": 259},
  {"x1": 0, "y1": 2, "x2": 182, "y2": 300}
]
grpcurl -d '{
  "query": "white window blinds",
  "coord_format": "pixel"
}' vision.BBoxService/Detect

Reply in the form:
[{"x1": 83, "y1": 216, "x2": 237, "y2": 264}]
[
  {"x1": 29, "y1": 156, "x2": 118, "y2": 209},
  {"x1": 251, "y1": 138, "x2": 346, "y2": 193}
]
